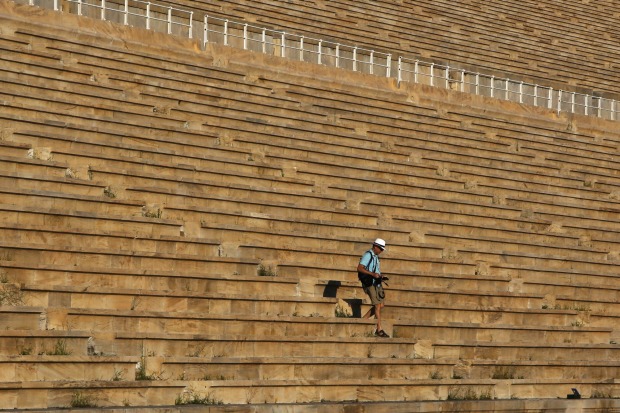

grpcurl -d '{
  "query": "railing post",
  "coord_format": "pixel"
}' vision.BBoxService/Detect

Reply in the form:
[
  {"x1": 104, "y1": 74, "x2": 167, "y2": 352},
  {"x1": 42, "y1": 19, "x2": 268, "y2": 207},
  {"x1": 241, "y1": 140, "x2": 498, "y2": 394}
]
[
  {"x1": 414, "y1": 60, "x2": 419, "y2": 83},
  {"x1": 54, "y1": 0, "x2": 59, "y2": 11},
  {"x1": 505, "y1": 78, "x2": 509, "y2": 100},
  {"x1": 29, "y1": 0, "x2": 34, "y2": 5},
  {"x1": 243, "y1": 24, "x2": 248, "y2": 50},
  {"x1": 77, "y1": 0, "x2": 82, "y2": 15},
  {"x1": 101, "y1": 0, "x2": 106, "y2": 21},
  {"x1": 203, "y1": 15, "x2": 208, "y2": 47},
  {"x1": 167, "y1": 7, "x2": 172, "y2": 35},
  {"x1": 490, "y1": 75, "x2": 494, "y2": 98},
  {"x1": 188, "y1": 11, "x2": 193, "y2": 39},
  {"x1": 571, "y1": 92, "x2": 575, "y2": 113},
  {"x1": 548, "y1": 87, "x2": 553, "y2": 109},
  {"x1": 318, "y1": 40, "x2": 322, "y2": 65},
  {"x1": 299, "y1": 36, "x2": 304, "y2": 61},
  {"x1": 261, "y1": 29, "x2": 266, "y2": 54},
  {"x1": 519, "y1": 81, "x2": 523, "y2": 103},
  {"x1": 430, "y1": 63, "x2": 434, "y2": 87},
  {"x1": 369, "y1": 51, "x2": 374, "y2": 75},
  {"x1": 557, "y1": 90, "x2": 562, "y2": 114},
  {"x1": 146, "y1": 2, "x2": 151, "y2": 30},
  {"x1": 335, "y1": 44, "x2": 340, "y2": 68},
  {"x1": 397, "y1": 56, "x2": 402, "y2": 84},
  {"x1": 445, "y1": 65, "x2": 450, "y2": 89},
  {"x1": 598, "y1": 97, "x2": 602, "y2": 118},
  {"x1": 123, "y1": 0, "x2": 129, "y2": 25},
  {"x1": 224, "y1": 20, "x2": 228, "y2": 46},
  {"x1": 352, "y1": 47, "x2": 357, "y2": 71},
  {"x1": 386, "y1": 54, "x2": 391, "y2": 77},
  {"x1": 534, "y1": 85, "x2": 538, "y2": 107},
  {"x1": 281, "y1": 32, "x2": 285, "y2": 58},
  {"x1": 475, "y1": 73, "x2": 480, "y2": 95},
  {"x1": 585, "y1": 94, "x2": 589, "y2": 116},
  {"x1": 461, "y1": 70, "x2": 465, "y2": 92}
]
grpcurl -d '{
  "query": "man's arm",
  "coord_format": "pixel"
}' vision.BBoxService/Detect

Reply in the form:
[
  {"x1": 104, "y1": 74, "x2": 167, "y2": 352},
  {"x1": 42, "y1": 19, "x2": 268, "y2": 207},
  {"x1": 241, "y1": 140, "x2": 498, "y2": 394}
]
[{"x1": 357, "y1": 263, "x2": 380, "y2": 279}]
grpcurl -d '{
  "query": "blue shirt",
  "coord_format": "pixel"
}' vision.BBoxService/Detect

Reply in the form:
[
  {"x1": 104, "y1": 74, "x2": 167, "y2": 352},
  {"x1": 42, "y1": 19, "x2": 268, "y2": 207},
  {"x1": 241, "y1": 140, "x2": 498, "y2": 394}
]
[{"x1": 359, "y1": 249, "x2": 381, "y2": 276}]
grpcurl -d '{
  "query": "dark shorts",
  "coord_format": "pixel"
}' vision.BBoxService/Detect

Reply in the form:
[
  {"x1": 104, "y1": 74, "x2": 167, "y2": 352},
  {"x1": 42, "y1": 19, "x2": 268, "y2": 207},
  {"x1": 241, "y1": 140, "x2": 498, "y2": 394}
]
[{"x1": 363, "y1": 284, "x2": 385, "y2": 305}]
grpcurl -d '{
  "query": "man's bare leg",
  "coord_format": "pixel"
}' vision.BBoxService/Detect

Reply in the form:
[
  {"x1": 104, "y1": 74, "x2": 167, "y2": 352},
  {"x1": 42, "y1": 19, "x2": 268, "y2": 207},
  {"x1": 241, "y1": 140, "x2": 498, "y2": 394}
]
[
  {"x1": 363, "y1": 307, "x2": 376, "y2": 319},
  {"x1": 375, "y1": 303, "x2": 383, "y2": 332}
]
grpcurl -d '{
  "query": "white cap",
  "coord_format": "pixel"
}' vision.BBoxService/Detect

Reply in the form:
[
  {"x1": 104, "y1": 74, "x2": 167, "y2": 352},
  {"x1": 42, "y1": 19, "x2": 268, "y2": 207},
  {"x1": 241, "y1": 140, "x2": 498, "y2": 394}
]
[{"x1": 373, "y1": 238, "x2": 386, "y2": 250}]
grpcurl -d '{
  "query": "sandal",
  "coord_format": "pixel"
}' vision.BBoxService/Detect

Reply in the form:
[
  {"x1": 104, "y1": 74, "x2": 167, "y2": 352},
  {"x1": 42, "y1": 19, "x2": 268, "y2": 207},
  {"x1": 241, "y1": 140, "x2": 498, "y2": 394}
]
[{"x1": 374, "y1": 329, "x2": 390, "y2": 338}]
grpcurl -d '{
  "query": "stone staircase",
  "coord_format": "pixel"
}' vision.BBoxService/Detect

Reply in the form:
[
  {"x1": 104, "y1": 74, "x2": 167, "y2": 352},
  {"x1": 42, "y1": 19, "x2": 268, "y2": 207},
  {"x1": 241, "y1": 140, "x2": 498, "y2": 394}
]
[{"x1": 2, "y1": 0, "x2": 620, "y2": 411}]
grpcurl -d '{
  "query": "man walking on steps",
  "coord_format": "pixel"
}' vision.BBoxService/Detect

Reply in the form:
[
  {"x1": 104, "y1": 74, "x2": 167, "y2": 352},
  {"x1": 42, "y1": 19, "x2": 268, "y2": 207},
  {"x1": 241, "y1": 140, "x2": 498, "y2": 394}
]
[{"x1": 357, "y1": 238, "x2": 389, "y2": 338}]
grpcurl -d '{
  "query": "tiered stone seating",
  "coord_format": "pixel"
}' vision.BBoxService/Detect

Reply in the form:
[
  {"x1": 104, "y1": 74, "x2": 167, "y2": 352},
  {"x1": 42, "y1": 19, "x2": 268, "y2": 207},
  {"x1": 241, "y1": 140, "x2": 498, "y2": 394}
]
[
  {"x1": 147, "y1": 0, "x2": 620, "y2": 96},
  {"x1": 3, "y1": 0, "x2": 620, "y2": 410}
]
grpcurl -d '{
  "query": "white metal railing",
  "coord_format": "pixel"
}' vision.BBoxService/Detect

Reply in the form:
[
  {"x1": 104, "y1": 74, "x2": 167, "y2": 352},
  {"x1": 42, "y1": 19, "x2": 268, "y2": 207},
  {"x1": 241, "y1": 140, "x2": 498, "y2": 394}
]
[
  {"x1": 18, "y1": 0, "x2": 620, "y2": 122},
  {"x1": 202, "y1": 16, "x2": 392, "y2": 77}
]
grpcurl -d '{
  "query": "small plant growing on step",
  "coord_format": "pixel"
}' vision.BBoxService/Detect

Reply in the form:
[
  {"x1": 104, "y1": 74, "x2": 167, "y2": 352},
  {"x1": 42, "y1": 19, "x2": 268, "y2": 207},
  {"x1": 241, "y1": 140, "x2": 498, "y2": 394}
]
[
  {"x1": 591, "y1": 389, "x2": 612, "y2": 398},
  {"x1": 135, "y1": 357, "x2": 165, "y2": 380},
  {"x1": 335, "y1": 306, "x2": 351, "y2": 318},
  {"x1": 447, "y1": 387, "x2": 493, "y2": 400},
  {"x1": 19, "y1": 347, "x2": 33, "y2": 356},
  {"x1": 0, "y1": 272, "x2": 24, "y2": 306},
  {"x1": 257, "y1": 264, "x2": 277, "y2": 277},
  {"x1": 111, "y1": 368, "x2": 125, "y2": 381},
  {"x1": 492, "y1": 366, "x2": 516, "y2": 379},
  {"x1": 103, "y1": 186, "x2": 116, "y2": 198},
  {"x1": 46, "y1": 339, "x2": 71, "y2": 356},
  {"x1": 69, "y1": 391, "x2": 98, "y2": 408},
  {"x1": 429, "y1": 370, "x2": 443, "y2": 380},
  {"x1": 175, "y1": 389, "x2": 223, "y2": 405}
]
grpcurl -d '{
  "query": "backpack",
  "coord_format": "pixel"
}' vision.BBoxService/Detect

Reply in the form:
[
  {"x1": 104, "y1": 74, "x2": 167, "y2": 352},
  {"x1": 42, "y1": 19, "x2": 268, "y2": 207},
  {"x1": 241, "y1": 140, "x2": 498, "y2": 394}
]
[{"x1": 358, "y1": 250, "x2": 377, "y2": 288}]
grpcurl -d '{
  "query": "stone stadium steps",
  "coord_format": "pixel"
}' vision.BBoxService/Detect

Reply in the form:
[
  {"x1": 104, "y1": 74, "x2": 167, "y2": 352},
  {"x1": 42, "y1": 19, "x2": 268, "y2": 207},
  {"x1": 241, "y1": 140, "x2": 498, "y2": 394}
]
[
  {"x1": 0, "y1": 330, "x2": 91, "y2": 357},
  {"x1": 17, "y1": 282, "x2": 583, "y2": 329},
  {"x1": 197, "y1": 210, "x2": 412, "y2": 246},
  {"x1": 7, "y1": 129, "x2": 290, "y2": 188},
  {"x1": 263, "y1": 59, "x2": 619, "y2": 167},
  {"x1": 391, "y1": 319, "x2": 611, "y2": 345},
  {"x1": 1, "y1": 261, "x2": 300, "y2": 297},
  {"x1": 433, "y1": 339, "x2": 620, "y2": 361},
  {"x1": 26, "y1": 304, "x2": 611, "y2": 346},
  {"x1": 272, "y1": 75, "x2": 617, "y2": 205},
  {"x1": 10, "y1": 3, "x2": 620, "y2": 260},
  {"x1": 0, "y1": 356, "x2": 139, "y2": 382},
  {"x1": 0, "y1": 140, "x2": 31, "y2": 159},
  {"x1": 85, "y1": 162, "x2": 318, "y2": 205},
  {"x1": 317, "y1": 279, "x2": 542, "y2": 308},
  {"x1": 0, "y1": 307, "x2": 45, "y2": 330},
  {"x1": 425, "y1": 231, "x2": 609, "y2": 262},
  {"x1": 10, "y1": 27, "x2": 353, "y2": 136},
  {"x1": 152, "y1": 356, "x2": 620, "y2": 382},
  {"x1": 0, "y1": 380, "x2": 186, "y2": 410},
  {"x1": 173, "y1": 0, "x2": 620, "y2": 95},
  {"x1": 127, "y1": 185, "x2": 377, "y2": 228},
  {"x1": 3, "y1": 1, "x2": 620, "y2": 411},
  {"x1": 0, "y1": 224, "x2": 218, "y2": 259},
  {"x1": 7, "y1": 399, "x2": 620, "y2": 412},
  {"x1": 110, "y1": 332, "x2": 422, "y2": 359},
  {"x1": 43, "y1": 307, "x2": 382, "y2": 338},
  {"x1": 0, "y1": 203, "x2": 183, "y2": 239},
  {"x1": 0, "y1": 170, "x2": 107, "y2": 199},
  {"x1": 21, "y1": 284, "x2": 340, "y2": 319},
  {"x1": 0, "y1": 377, "x2": 605, "y2": 409},
  {"x1": 0, "y1": 240, "x2": 258, "y2": 274},
  {"x1": 112, "y1": 331, "x2": 620, "y2": 363},
  {"x1": 155, "y1": 377, "x2": 620, "y2": 403}
]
